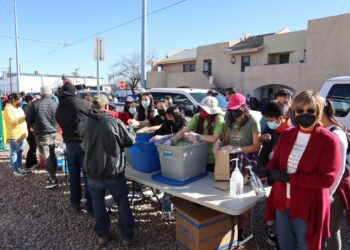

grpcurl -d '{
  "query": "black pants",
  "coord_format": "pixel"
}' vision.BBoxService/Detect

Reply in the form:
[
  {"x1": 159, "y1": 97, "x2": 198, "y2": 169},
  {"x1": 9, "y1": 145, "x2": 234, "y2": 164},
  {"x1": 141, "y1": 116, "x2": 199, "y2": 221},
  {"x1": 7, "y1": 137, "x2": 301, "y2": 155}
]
[{"x1": 25, "y1": 130, "x2": 38, "y2": 168}]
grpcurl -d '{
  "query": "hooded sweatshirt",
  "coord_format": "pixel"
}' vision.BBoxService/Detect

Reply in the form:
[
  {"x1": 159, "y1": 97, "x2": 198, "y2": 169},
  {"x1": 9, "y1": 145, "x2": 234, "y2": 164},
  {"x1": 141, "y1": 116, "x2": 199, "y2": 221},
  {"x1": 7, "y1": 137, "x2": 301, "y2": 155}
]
[{"x1": 78, "y1": 109, "x2": 135, "y2": 180}]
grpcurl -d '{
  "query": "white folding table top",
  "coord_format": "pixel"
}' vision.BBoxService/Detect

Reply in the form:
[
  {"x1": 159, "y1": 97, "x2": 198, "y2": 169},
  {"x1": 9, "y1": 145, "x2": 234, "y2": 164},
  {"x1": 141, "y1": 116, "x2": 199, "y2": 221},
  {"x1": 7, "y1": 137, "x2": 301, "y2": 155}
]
[{"x1": 125, "y1": 165, "x2": 271, "y2": 216}]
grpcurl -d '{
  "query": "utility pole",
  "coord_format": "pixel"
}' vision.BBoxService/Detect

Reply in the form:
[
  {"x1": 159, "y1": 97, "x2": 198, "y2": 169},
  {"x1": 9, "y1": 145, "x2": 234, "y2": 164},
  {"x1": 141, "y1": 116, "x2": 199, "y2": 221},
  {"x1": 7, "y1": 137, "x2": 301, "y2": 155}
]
[
  {"x1": 141, "y1": 0, "x2": 147, "y2": 88},
  {"x1": 13, "y1": 0, "x2": 20, "y2": 92},
  {"x1": 9, "y1": 58, "x2": 13, "y2": 93},
  {"x1": 75, "y1": 68, "x2": 79, "y2": 85}
]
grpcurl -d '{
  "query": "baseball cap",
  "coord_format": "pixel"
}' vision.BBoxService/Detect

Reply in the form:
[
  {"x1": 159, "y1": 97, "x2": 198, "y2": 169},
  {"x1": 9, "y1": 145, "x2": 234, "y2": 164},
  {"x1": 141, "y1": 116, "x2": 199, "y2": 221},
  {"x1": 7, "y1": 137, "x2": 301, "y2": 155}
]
[
  {"x1": 93, "y1": 94, "x2": 109, "y2": 108},
  {"x1": 227, "y1": 93, "x2": 246, "y2": 110}
]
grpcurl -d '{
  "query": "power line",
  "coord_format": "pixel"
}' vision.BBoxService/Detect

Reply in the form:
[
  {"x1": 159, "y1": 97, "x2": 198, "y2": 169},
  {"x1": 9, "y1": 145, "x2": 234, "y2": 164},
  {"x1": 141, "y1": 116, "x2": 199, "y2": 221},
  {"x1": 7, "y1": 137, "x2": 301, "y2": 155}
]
[
  {"x1": 22, "y1": 0, "x2": 189, "y2": 64},
  {"x1": 0, "y1": 34, "x2": 69, "y2": 45}
]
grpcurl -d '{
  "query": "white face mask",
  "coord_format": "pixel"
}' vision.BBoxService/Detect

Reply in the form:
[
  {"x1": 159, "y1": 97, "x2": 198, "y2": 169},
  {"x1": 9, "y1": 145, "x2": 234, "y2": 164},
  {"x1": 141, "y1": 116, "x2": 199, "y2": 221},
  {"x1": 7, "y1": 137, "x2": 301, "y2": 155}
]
[
  {"x1": 267, "y1": 120, "x2": 281, "y2": 130},
  {"x1": 129, "y1": 107, "x2": 136, "y2": 114},
  {"x1": 141, "y1": 100, "x2": 150, "y2": 109}
]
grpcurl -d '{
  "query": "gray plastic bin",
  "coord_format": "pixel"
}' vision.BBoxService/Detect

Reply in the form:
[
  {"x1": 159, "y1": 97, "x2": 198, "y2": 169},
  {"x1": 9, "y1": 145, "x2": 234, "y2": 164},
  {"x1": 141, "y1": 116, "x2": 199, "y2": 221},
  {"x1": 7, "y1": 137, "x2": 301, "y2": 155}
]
[{"x1": 156, "y1": 142, "x2": 208, "y2": 181}]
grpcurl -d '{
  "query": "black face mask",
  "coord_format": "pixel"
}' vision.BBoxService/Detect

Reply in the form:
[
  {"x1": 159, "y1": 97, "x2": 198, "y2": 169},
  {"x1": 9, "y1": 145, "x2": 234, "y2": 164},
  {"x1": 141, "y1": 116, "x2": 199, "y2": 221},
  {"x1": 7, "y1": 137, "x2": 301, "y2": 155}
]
[
  {"x1": 158, "y1": 109, "x2": 166, "y2": 116},
  {"x1": 231, "y1": 109, "x2": 243, "y2": 119},
  {"x1": 295, "y1": 113, "x2": 316, "y2": 128}
]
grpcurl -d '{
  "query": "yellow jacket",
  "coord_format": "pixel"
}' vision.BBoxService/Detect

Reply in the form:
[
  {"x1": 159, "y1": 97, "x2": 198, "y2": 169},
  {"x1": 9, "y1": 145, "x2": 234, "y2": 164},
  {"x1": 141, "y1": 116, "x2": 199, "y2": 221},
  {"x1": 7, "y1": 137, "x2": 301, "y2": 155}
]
[{"x1": 4, "y1": 103, "x2": 28, "y2": 141}]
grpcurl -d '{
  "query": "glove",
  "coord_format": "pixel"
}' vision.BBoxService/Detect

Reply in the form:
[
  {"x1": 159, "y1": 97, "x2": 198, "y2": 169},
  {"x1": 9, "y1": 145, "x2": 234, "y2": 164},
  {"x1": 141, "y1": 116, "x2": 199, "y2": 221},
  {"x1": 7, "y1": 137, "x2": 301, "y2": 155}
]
[
  {"x1": 163, "y1": 138, "x2": 175, "y2": 146},
  {"x1": 269, "y1": 169, "x2": 289, "y2": 182},
  {"x1": 253, "y1": 168, "x2": 270, "y2": 178},
  {"x1": 185, "y1": 132, "x2": 202, "y2": 143}
]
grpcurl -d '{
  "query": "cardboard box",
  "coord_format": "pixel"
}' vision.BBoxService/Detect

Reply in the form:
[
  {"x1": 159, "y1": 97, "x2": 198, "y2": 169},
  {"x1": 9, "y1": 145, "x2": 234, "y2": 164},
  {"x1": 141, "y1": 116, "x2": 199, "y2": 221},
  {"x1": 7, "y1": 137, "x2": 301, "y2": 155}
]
[{"x1": 172, "y1": 197, "x2": 237, "y2": 250}]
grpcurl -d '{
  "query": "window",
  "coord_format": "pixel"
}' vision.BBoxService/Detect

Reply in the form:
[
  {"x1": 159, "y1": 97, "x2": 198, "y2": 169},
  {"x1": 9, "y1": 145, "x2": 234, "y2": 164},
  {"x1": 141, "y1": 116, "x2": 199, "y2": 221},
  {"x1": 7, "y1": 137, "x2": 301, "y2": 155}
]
[
  {"x1": 203, "y1": 60, "x2": 212, "y2": 76},
  {"x1": 279, "y1": 53, "x2": 289, "y2": 64},
  {"x1": 327, "y1": 84, "x2": 350, "y2": 117},
  {"x1": 183, "y1": 63, "x2": 195, "y2": 72},
  {"x1": 241, "y1": 56, "x2": 250, "y2": 72}
]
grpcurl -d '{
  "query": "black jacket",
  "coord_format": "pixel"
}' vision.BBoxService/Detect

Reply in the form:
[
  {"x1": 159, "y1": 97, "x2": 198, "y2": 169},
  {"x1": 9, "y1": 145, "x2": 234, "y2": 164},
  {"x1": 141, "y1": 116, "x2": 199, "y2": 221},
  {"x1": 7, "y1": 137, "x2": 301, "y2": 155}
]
[
  {"x1": 78, "y1": 109, "x2": 135, "y2": 180},
  {"x1": 56, "y1": 93, "x2": 91, "y2": 143},
  {"x1": 26, "y1": 96, "x2": 57, "y2": 136},
  {"x1": 155, "y1": 119, "x2": 187, "y2": 135}
]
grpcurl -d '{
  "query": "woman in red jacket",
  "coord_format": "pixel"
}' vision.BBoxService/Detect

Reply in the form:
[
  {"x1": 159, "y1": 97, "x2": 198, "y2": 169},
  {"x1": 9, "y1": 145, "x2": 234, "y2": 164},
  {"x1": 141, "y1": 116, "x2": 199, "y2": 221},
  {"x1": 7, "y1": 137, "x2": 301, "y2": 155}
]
[{"x1": 258, "y1": 90, "x2": 341, "y2": 250}]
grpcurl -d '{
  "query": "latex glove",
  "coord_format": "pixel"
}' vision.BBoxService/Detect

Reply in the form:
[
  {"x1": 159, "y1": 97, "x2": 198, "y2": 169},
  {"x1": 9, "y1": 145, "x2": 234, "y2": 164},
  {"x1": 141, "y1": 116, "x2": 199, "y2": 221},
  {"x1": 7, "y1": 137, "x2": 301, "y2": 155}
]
[
  {"x1": 150, "y1": 135, "x2": 164, "y2": 142},
  {"x1": 269, "y1": 169, "x2": 289, "y2": 182},
  {"x1": 253, "y1": 168, "x2": 270, "y2": 178},
  {"x1": 163, "y1": 138, "x2": 175, "y2": 146},
  {"x1": 185, "y1": 132, "x2": 202, "y2": 143}
]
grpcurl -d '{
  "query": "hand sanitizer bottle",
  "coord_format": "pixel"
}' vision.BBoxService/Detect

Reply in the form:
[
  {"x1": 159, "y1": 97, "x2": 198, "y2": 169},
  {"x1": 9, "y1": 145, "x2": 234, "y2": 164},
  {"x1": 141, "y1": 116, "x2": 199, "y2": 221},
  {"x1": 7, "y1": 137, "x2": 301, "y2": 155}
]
[{"x1": 230, "y1": 159, "x2": 244, "y2": 196}]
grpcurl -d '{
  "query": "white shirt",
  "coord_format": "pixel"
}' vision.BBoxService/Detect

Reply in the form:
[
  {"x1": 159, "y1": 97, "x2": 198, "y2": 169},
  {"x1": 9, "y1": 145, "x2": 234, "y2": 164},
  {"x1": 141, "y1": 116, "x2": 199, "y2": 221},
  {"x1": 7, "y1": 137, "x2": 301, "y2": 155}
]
[
  {"x1": 286, "y1": 131, "x2": 311, "y2": 199},
  {"x1": 328, "y1": 125, "x2": 348, "y2": 198}
]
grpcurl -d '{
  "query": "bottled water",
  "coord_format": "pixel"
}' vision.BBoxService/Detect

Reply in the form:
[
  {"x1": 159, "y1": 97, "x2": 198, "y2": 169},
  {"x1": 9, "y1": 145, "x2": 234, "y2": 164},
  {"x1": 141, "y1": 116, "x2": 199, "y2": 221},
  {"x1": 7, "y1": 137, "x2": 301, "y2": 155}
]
[
  {"x1": 246, "y1": 166, "x2": 266, "y2": 197},
  {"x1": 161, "y1": 194, "x2": 174, "y2": 220}
]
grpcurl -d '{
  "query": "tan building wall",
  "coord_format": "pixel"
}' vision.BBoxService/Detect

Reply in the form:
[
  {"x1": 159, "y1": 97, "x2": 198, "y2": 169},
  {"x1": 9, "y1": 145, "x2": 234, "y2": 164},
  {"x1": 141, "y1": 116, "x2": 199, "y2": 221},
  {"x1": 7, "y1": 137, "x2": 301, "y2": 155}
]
[
  {"x1": 304, "y1": 13, "x2": 350, "y2": 91},
  {"x1": 147, "y1": 13, "x2": 350, "y2": 96}
]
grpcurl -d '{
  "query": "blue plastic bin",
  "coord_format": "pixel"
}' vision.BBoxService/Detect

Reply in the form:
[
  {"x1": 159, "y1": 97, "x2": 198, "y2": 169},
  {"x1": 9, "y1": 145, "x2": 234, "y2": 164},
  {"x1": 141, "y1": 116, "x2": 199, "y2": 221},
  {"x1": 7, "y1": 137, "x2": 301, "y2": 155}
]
[
  {"x1": 129, "y1": 141, "x2": 161, "y2": 173},
  {"x1": 135, "y1": 132, "x2": 155, "y2": 143}
]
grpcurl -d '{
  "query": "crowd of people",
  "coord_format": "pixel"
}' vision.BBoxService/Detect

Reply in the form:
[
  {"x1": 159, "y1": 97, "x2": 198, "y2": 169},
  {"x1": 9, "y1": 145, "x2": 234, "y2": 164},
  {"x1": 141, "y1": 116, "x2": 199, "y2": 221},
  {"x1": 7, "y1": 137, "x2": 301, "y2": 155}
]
[{"x1": 2, "y1": 81, "x2": 349, "y2": 249}]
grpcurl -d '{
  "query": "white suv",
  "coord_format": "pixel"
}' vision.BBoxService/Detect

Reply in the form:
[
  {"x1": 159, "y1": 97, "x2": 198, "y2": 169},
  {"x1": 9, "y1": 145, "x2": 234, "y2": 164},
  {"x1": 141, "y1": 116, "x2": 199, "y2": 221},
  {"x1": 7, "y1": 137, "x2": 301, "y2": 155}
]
[{"x1": 320, "y1": 76, "x2": 350, "y2": 130}]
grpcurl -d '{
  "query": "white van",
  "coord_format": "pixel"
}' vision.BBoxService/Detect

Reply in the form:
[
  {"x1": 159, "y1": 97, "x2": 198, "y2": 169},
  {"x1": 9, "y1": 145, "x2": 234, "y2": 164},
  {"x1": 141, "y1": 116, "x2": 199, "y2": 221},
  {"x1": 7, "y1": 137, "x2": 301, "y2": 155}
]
[{"x1": 320, "y1": 76, "x2": 350, "y2": 130}]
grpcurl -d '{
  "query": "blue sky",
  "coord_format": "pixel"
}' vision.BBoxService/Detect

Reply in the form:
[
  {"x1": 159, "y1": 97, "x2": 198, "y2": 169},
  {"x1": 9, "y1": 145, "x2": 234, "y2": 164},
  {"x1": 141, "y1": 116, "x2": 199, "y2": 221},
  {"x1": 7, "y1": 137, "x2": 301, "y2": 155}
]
[{"x1": 0, "y1": 0, "x2": 349, "y2": 80}]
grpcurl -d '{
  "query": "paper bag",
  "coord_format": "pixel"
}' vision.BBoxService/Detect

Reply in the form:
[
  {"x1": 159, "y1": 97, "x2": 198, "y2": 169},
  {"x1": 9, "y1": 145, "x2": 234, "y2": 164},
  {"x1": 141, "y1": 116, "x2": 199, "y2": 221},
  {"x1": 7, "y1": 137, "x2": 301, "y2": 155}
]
[{"x1": 214, "y1": 150, "x2": 231, "y2": 180}]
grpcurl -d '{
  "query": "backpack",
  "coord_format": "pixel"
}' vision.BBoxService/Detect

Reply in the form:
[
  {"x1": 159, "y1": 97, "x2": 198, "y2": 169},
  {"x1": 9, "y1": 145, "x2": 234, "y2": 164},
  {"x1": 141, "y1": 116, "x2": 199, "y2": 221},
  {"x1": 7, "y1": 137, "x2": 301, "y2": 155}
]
[{"x1": 330, "y1": 126, "x2": 350, "y2": 171}]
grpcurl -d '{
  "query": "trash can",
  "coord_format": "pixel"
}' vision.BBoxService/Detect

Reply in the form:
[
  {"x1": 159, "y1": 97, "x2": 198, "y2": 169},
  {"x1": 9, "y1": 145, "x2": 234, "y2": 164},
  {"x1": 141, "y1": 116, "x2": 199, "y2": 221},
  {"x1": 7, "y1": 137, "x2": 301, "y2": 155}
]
[{"x1": 129, "y1": 141, "x2": 161, "y2": 173}]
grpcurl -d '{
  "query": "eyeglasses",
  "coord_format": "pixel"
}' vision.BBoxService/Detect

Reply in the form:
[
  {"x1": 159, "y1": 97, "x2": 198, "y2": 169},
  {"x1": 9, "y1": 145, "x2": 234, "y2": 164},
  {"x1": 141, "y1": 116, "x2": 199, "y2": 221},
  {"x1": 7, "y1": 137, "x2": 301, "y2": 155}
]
[{"x1": 295, "y1": 108, "x2": 316, "y2": 115}]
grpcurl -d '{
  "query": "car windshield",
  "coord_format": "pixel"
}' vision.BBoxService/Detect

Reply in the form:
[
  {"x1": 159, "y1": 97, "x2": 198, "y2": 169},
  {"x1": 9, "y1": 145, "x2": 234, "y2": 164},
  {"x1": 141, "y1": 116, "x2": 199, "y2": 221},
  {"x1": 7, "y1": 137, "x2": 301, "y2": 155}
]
[
  {"x1": 327, "y1": 84, "x2": 350, "y2": 117},
  {"x1": 190, "y1": 92, "x2": 228, "y2": 110}
]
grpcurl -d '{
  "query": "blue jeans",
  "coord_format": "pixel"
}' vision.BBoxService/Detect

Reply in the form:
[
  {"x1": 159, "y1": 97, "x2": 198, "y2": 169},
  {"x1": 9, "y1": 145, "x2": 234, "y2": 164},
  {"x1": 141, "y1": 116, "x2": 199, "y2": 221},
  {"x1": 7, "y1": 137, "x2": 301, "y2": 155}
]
[
  {"x1": 87, "y1": 175, "x2": 134, "y2": 239},
  {"x1": 276, "y1": 209, "x2": 308, "y2": 250},
  {"x1": 9, "y1": 139, "x2": 26, "y2": 172},
  {"x1": 66, "y1": 142, "x2": 92, "y2": 212}
]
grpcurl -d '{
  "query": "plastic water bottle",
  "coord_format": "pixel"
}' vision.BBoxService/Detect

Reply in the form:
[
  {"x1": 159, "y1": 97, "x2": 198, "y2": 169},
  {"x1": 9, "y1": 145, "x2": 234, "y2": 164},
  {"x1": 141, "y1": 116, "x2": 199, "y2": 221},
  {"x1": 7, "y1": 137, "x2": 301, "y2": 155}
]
[
  {"x1": 230, "y1": 159, "x2": 244, "y2": 197},
  {"x1": 161, "y1": 194, "x2": 174, "y2": 220},
  {"x1": 246, "y1": 166, "x2": 266, "y2": 197}
]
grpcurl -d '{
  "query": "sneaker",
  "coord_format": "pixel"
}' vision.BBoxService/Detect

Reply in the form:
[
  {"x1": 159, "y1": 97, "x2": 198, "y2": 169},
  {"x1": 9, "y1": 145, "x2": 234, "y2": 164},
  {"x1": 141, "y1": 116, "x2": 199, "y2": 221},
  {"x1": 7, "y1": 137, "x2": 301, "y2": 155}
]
[
  {"x1": 97, "y1": 233, "x2": 111, "y2": 247},
  {"x1": 267, "y1": 233, "x2": 280, "y2": 250},
  {"x1": 13, "y1": 171, "x2": 26, "y2": 177},
  {"x1": 45, "y1": 180, "x2": 58, "y2": 189},
  {"x1": 19, "y1": 168, "x2": 30, "y2": 174},
  {"x1": 28, "y1": 164, "x2": 39, "y2": 171}
]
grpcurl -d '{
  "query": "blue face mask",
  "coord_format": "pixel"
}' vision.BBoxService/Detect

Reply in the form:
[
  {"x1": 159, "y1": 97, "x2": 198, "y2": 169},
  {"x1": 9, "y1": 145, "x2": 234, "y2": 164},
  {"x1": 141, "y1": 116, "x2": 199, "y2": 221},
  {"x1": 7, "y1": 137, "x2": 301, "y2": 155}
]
[
  {"x1": 129, "y1": 107, "x2": 136, "y2": 115},
  {"x1": 267, "y1": 120, "x2": 281, "y2": 130},
  {"x1": 141, "y1": 100, "x2": 150, "y2": 109},
  {"x1": 231, "y1": 109, "x2": 243, "y2": 119}
]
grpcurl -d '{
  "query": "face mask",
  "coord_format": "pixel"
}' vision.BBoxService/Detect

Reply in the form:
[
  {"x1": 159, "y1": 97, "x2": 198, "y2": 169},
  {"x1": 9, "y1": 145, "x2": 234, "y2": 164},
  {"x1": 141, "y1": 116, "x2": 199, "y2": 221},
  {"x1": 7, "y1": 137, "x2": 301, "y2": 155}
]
[
  {"x1": 129, "y1": 107, "x2": 136, "y2": 115},
  {"x1": 141, "y1": 100, "x2": 150, "y2": 109},
  {"x1": 231, "y1": 109, "x2": 243, "y2": 119},
  {"x1": 283, "y1": 104, "x2": 289, "y2": 115},
  {"x1": 295, "y1": 113, "x2": 316, "y2": 128},
  {"x1": 267, "y1": 120, "x2": 281, "y2": 130},
  {"x1": 158, "y1": 109, "x2": 166, "y2": 116},
  {"x1": 199, "y1": 110, "x2": 210, "y2": 120}
]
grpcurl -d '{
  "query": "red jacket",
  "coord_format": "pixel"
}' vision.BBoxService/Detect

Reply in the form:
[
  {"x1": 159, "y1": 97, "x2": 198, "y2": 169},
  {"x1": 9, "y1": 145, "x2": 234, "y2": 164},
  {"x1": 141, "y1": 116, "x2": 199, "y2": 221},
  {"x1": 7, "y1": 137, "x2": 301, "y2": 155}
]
[
  {"x1": 107, "y1": 110, "x2": 131, "y2": 125},
  {"x1": 264, "y1": 125, "x2": 340, "y2": 250}
]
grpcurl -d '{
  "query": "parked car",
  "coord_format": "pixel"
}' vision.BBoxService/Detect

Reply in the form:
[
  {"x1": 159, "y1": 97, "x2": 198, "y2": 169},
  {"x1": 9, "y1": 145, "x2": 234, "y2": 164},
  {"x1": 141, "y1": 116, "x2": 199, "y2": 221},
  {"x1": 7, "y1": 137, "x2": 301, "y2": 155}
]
[
  {"x1": 147, "y1": 88, "x2": 263, "y2": 127},
  {"x1": 320, "y1": 76, "x2": 350, "y2": 164},
  {"x1": 319, "y1": 76, "x2": 350, "y2": 130}
]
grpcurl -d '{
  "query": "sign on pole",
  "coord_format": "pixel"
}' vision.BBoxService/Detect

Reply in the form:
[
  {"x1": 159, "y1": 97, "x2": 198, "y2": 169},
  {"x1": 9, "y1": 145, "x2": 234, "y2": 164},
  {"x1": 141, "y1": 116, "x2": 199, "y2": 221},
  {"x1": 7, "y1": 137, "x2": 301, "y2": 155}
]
[
  {"x1": 119, "y1": 81, "x2": 126, "y2": 89},
  {"x1": 94, "y1": 38, "x2": 105, "y2": 94},
  {"x1": 209, "y1": 76, "x2": 214, "y2": 85},
  {"x1": 94, "y1": 38, "x2": 105, "y2": 61}
]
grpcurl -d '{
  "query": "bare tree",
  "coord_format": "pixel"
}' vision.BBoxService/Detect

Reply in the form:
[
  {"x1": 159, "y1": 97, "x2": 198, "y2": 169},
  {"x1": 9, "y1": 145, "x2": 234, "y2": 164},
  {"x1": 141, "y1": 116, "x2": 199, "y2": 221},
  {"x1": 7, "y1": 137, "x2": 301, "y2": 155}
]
[{"x1": 110, "y1": 51, "x2": 156, "y2": 97}]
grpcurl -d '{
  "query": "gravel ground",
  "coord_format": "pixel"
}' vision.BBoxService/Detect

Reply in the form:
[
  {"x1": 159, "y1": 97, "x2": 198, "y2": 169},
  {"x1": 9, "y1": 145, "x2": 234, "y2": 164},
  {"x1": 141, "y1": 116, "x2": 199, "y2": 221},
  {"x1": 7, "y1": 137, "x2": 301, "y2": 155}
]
[{"x1": 0, "y1": 151, "x2": 349, "y2": 250}]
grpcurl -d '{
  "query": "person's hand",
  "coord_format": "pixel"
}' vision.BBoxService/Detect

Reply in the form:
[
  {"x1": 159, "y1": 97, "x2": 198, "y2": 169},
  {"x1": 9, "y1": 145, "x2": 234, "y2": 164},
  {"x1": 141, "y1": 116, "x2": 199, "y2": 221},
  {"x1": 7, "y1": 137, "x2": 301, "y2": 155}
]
[
  {"x1": 137, "y1": 127, "x2": 149, "y2": 134},
  {"x1": 163, "y1": 138, "x2": 175, "y2": 146},
  {"x1": 269, "y1": 169, "x2": 289, "y2": 182},
  {"x1": 253, "y1": 168, "x2": 270, "y2": 178},
  {"x1": 260, "y1": 134, "x2": 272, "y2": 142},
  {"x1": 150, "y1": 135, "x2": 164, "y2": 142},
  {"x1": 128, "y1": 119, "x2": 139, "y2": 128},
  {"x1": 185, "y1": 132, "x2": 202, "y2": 143}
]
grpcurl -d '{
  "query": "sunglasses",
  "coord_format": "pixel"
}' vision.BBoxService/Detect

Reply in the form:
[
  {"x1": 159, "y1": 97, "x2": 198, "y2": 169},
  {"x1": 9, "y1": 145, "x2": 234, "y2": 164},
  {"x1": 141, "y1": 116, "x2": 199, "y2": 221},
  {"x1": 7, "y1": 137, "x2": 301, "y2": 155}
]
[{"x1": 295, "y1": 108, "x2": 316, "y2": 115}]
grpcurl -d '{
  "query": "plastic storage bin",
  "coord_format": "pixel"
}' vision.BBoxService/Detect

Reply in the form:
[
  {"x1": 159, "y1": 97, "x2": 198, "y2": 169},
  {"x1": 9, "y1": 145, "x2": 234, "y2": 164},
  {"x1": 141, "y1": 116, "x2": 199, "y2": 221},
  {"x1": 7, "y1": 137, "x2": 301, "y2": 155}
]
[
  {"x1": 156, "y1": 142, "x2": 208, "y2": 181},
  {"x1": 129, "y1": 141, "x2": 161, "y2": 173},
  {"x1": 135, "y1": 132, "x2": 155, "y2": 143}
]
